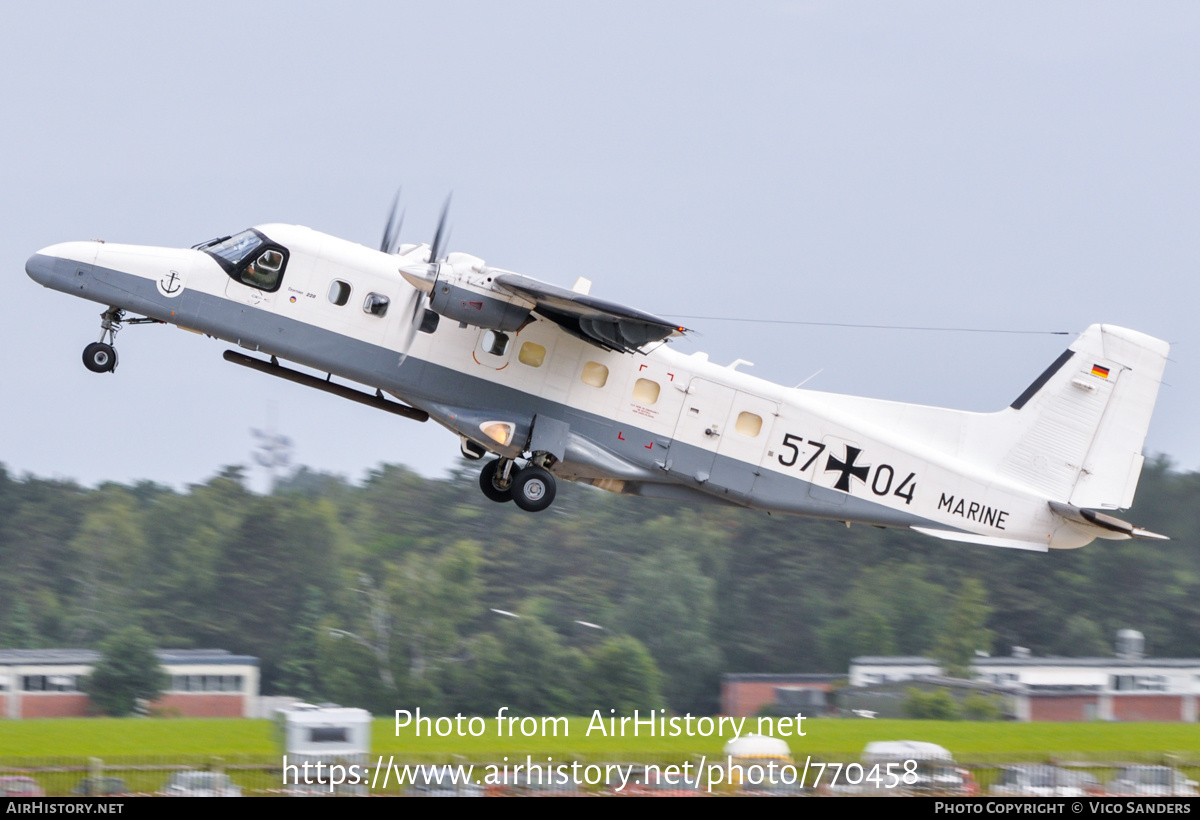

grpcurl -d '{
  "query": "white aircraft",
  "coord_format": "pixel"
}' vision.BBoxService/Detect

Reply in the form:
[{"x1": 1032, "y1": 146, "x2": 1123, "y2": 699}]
[{"x1": 25, "y1": 204, "x2": 1169, "y2": 550}]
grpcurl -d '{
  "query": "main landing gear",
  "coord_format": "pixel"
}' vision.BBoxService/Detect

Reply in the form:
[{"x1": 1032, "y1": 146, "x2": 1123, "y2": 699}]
[
  {"x1": 479, "y1": 457, "x2": 557, "y2": 513},
  {"x1": 81, "y1": 307, "x2": 163, "y2": 374}
]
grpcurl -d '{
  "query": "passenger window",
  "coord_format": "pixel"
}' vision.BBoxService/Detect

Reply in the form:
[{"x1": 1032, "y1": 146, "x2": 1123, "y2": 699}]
[
  {"x1": 482, "y1": 330, "x2": 510, "y2": 356},
  {"x1": 328, "y1": 280, "x2": 351, "y2": 306},
  {"x1": 581, "y1": 361, "x2": 608, "y2": 388},
  {"x1": 240, "y1": 248, "x2": 287, "y2": 290},
  {"x1": 518, "y1": 341, "x2": 546, "y2": 367},
  {"x1": 632, "y1": 378, "x2": 660, "y2": 405},
  {"x1": 364, "y1": 293, "x2": 390, "y2": 317},
  {"x1": 735, "y1": 412, "x2": 763, "y2": 437}
]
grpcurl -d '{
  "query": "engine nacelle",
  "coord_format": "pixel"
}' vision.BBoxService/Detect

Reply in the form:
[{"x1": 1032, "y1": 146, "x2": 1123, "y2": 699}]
[
  {"x1": 399, "y1": 251, "x2": 533, "y2": 332},
  {"x1": 428, "y1": 280, "x2": 531, "y2": 331}
]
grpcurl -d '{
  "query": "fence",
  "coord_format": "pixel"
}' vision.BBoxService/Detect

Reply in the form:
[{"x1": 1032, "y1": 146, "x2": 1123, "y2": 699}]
[{"x1": 1, "y1": 753, "x2": 1197, "y2": 796}]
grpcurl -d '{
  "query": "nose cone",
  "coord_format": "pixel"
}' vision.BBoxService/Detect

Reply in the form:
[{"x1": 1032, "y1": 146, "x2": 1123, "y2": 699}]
[
  {"x1": 26, "y1": 241, "x2": 99, "y2": 289},
  {"x1": 25, "y1": 251, "x2": 58, "y2": 286}
]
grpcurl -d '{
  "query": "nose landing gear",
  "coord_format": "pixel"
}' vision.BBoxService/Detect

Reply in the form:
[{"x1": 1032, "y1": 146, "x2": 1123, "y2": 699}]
[
  {"x1": 80, "y1": 306, "x2": 164, "y2": 374},
  {"x1": 81, "y1": 307, "x2": 125, "y2": 373}
]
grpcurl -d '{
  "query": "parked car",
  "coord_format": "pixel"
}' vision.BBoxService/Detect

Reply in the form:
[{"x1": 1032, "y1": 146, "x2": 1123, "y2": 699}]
[
  {"x1": 406, "y1": 766, "x2": 484, "y2": 797},
  {"x1": 161, "y1": 771, "x2": 242, "y2": 797},
  {"x1": 73, "y1": 777, "x2": 129, "y2": 796},
  {"x1": 858, "y1": 740, "x2": 979, "y2": 796},
  {"x1": 0, "y1": 777, "x2": 45, "y2": 797},
  {"x1": 1107, "y1": 766, "x2": 1198, "y2": 797},
  {"x1": 990, "y1": 765, "x2": 1101, "y2": 797}
]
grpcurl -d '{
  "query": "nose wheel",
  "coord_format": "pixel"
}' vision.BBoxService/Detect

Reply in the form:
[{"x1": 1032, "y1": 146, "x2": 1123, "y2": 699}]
[{"x1": 82, "y1": 342, "x2": 118, "y2": 373}]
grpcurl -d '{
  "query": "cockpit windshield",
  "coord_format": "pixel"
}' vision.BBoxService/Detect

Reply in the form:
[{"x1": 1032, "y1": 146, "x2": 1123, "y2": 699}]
[
  {"x1": 199, "y1": 229, "x2": 266, "y2": 273},
  {"x1": 196, "y1": 228, "x2": 289, "y2": 292}
]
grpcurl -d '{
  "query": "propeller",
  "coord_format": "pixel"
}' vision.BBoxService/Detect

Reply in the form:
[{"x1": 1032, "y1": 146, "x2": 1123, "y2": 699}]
[
  {"x1": 396, "y1": 194, "x2": 453, "y2": 362},
  {"x1": 380, "y1": 188, "x2": 405, "y2": 255}
]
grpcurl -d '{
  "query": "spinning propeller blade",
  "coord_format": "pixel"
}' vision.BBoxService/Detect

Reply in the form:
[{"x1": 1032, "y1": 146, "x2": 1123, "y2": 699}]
[
  {"x1": 429, "y1": 194, "x2": 452, "y2": 263},
  {"x1": 380, "y1": 188, "x2": 405, "y2": 254},
  {"x1": 398, "y1": 194, "x2": 453, "y2": 363}
]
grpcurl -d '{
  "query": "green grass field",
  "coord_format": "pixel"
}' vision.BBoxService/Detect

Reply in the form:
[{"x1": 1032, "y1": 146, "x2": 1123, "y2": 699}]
[
  {"x1": 1, "y1": 717, "x2": 1197, "y2": 795},
  {"x1": 2, "y1": 716, "x2": 1197, "y2": 761}
]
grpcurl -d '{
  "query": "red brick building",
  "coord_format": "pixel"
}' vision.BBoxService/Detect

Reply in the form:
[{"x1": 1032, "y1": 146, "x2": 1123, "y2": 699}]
[
  {"x1": 720, "y1": 673, "x2": 842, "y2": 717},
  {"x1": 849, "y1": 653, "x2": 1200, "y2": 722},
  {"x1": 0, "y1": 649, "x2": 259, "y2": 719}
]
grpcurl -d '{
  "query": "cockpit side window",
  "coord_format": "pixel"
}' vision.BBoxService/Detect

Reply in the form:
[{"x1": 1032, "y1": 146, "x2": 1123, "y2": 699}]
[
  {"x1": 201, "y1": 228, "x2": 289, "y2": 292},
  {"x1": 240, "y1": 249, "x2": 286, "y2": 290}
]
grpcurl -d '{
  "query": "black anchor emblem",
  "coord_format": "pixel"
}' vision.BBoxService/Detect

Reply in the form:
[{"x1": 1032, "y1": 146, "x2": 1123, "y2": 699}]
[{"x1": 160, "y1": 271, "x2": 182, "y2": 294}]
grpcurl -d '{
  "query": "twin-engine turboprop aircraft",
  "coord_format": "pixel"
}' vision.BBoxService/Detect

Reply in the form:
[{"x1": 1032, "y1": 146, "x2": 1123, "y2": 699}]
[{"x1": 25, "y1": 204, "x2": 1169, "y2": 550}]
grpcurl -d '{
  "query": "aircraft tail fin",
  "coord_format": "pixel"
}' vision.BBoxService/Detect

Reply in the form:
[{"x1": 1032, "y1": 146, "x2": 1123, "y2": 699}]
[{"x1": 997, "y1": 324, "x2": 1169, "y2": 509}]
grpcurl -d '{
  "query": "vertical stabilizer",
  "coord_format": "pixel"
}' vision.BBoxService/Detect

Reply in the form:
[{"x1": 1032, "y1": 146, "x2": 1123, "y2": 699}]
[{"x1": 998, "y1": 325, "x2": 1168, "y2": 509}]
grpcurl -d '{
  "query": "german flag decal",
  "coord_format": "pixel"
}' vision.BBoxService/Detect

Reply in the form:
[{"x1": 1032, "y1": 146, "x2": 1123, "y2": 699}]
[{"x1": 1091, "y1": 364, "x2": 1110, "y2": 379}]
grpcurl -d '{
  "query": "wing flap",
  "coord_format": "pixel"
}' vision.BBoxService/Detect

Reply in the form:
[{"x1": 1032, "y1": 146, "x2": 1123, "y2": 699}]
[{"x1": 494, "y1": 272, "x2": 685, "y2": 353}]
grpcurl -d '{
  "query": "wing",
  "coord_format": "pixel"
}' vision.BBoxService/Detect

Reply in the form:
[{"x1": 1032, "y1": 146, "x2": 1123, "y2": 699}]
[{"x1": 493, "y1": 273, "x2": 686, "y2": 354}]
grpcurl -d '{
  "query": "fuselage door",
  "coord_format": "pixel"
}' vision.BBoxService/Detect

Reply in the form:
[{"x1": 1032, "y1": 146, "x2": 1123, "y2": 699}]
[
  {"x1": 667, "y1": 378, "x2": 736, "y2": 485},
  {"x1": 710, "y1": 393, "x2": 780, "y2": 499}
]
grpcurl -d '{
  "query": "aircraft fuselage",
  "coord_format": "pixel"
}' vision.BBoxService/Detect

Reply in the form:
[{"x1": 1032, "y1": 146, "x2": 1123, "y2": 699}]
[{"x1": 26, "y1": 224, "x2": 1170, "y2": 550}]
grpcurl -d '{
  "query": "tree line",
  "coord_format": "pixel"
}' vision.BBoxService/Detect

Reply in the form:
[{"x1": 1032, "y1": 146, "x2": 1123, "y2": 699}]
[{"x1": 1, "y1": 455, "x2": 1196, "y2": 716}]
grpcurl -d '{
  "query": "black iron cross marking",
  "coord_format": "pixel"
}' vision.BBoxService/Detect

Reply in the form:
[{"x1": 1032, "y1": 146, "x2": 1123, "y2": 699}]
[{"x1": 825, "y1": 446, "x2": 870, "y2": 492}]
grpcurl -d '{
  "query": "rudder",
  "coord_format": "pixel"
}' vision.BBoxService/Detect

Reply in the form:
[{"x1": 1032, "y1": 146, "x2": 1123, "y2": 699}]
[{"x1": 998, "y1": 324, "x2": 1168, "y2": 509}]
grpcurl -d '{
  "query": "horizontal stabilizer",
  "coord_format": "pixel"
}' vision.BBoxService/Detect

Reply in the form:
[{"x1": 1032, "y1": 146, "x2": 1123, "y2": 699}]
[
  {"x1": 910, "y1": 526, "x2": 1049, "y2": 552},
  {"x1": 1048, "y1": 501, "x2": 1169, "y2": 541}
]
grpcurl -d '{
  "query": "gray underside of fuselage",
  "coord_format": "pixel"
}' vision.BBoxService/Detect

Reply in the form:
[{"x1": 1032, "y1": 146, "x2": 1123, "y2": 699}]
[{"x1": 32, "y1": 253, "x2": 955, "y2": 531}]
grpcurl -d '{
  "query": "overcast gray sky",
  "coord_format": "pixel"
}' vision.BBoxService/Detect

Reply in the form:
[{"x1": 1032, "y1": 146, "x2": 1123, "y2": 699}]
[{"x1": 3, "y1": 1, "x2": 1197, "y2": 492}]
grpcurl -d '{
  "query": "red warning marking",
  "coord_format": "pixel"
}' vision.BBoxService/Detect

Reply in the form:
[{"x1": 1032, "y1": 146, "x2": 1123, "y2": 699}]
[
  {"x1": 617, "y1": 431, "x2": 626, "y2": 441},
  {"x1": 466, "y1": 301, "x2": 483, "y2": 310},
  {"x1": 639, "y1": 364, "x2": 648, "y2": 371},
  {"x1": 667, "y1": 372, "x2": 674, "y2": 381},
  {"x1": 644, "y1": 442, "x2": 653, "y2": 449}
]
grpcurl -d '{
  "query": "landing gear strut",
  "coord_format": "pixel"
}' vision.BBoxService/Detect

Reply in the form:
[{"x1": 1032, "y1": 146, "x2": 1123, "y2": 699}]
[
  {"x1": 479, "y1": 457, "x2": 557, "y2": 512},
  {"x1": 80, "y1": 306, "x2": 163, "y2": 374},
  {"x1": 82, "y1": 307, "x2": 123, "y2": 373}
]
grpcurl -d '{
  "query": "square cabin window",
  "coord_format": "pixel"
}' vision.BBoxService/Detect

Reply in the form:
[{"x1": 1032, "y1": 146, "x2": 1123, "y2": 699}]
[
  {"x1": 518, "y1": 341, "x2": 546, "y2": 367},
  {"x1": 581, "y1": 361, "x2": 609, "y2": 388},
  {"x1": 482, "y1": 330, "x2": 509, "y2": 357},
  {"x1": 328, "y1": 280, "x2": 352, "y2": 306},
  {"x1": 364, "y1": 293, "x2": 390, "y2": 317},
  {"x1": 735, "y1": 411, "x2": 763, "y2": 437},
  {"x1": 632, "y1": 378, "x2": 660, "y2": 405}
]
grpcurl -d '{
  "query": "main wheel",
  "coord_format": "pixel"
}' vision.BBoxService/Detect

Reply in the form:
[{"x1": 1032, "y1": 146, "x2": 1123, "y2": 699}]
[
  {"x1": 479, "y1": 459, "x2": 513, "y2": 503},
  {"x1": 82, "y1": 342, "x2": 117, "y2": 373},
  {"x1": 511, "y1": 465, "x2": 556, "y2": 512}
]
